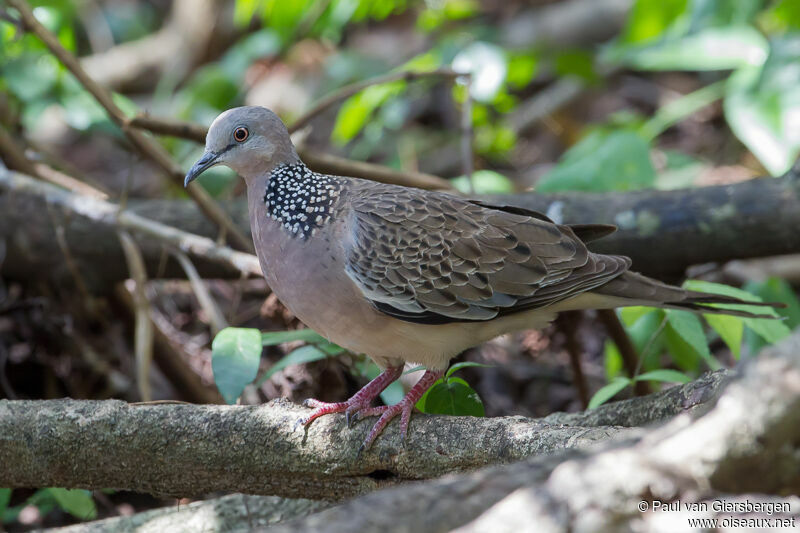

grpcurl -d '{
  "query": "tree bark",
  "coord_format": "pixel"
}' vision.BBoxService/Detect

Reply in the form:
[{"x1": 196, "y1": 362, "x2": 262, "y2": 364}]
[
  {"x1": 258, "y1": 330, "x2": 800, "y2": 532},
  {"x1": 0, "y1": 370, "x2": 727, "y2": 500},
  {"x1": 2, "y1": 169, "x2": 798, "y2": 291}
]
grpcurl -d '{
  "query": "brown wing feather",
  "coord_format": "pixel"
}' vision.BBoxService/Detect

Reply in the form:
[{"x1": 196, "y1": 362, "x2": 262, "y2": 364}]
[{"x1": 344, "y1": 182, "x2": 629, "y2": 324}]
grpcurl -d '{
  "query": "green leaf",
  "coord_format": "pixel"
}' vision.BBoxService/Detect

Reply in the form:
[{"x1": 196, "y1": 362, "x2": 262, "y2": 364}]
[
  {"x1": 403, "y1": 365, "x2": 427, "y2": 375},
  {"x1": 724, "y1": 36, "x2": 800, "y2": 175},
  {"x1": 211, "y1": 327, "x2": 263, "y2": 404},
  {"x1": 48, "y1": 488, "x2": 97, "y2": 520},
  {"x1": 604, "y1": 340, "x2": 624, "y2": 380},
  {"x1": 0, "y1": 489, "x2": 10, "y2": 520},
  {"x1": 612, "y1": 26, "x2": 768, "y2": 71},
  {"x1": 621, "y1": 0, "x2": 689, "y2": 44},
  {"x1": 704, "y1": 313, "x2": 744, "y2": 359},
  {"x1": 416, "y1": 377, "x2": 484, "y2": 416},
  {"x1": 256, "y1": 344, "x2": 334, "y2": 386},
  {"x1": 537, "y1": 130, "x2": 656, "y2": 193},
  {"x1": 634, "y1": 369, "x2": 692, "y2": 384},
  {"x1": 619, "y1": 306, "x2": 658, "y2": 327},
  {"x1": 588, "y1": 377, "x2": 632, "y2": 409},
  {"x1": 261, "y1": 329, "x2": 327, "y2": 346},
  {"x1": 452, "y1": 170, "x2": 514, "y2": 194},
  {"x1": 683, "y1": 280, "x2": 790, "y2": 345},
  {"x1": 666, "y1": 310, "x2": 718, "y2": 369},
  {"x1": 663, "y1": 326, "x2": 703, "y2": 371},
  {"x1": 445, "y1": 361, "x2": 494, "y2": 378},
  {"x1": 745, "y1": 277, "x2": 800, "y2": 329}
]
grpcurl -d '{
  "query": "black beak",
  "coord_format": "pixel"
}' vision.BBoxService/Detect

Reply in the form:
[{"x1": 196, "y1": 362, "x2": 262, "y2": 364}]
[{"x1": 184, "y1": 151, "x2": 219, "y2": 187}]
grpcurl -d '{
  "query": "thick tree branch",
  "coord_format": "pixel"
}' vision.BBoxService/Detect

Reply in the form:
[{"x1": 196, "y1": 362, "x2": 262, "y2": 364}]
[
  {"x1": 261, "y1": 329, "x2": 800, "y2": 532},
  {"x1": 0, "y1": 370, "x2": 727, "y2": 500},
  {"x1": 3, "y1": 166, "x2": 797, "y2": 291}
]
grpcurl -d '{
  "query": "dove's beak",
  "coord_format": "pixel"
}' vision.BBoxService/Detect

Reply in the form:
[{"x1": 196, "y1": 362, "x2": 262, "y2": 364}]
[{"x1": 184, "y1": 151, "x2": 219, "y2": 187}]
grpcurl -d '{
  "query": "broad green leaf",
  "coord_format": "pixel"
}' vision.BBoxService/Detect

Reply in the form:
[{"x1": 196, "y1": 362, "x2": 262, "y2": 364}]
[
  {"x1": 604, "y1": 340, "x2": 624, "y2": 380},
  {"x1": 621, "y1": 0, "x2": 689, "y2": 44},
  {"x1": 664, "y1": 326, "x2": 703, "y2": 371},
  {"x1": 626, "y1": 309, "x2": 667, "y2": 367},
  {"x1": 445, "y1": 361, "x2": 494, "y2": 378},
  {"x1": 683, "y1": 279, "x2": 790, "y2": 345},
  {"x1": 666, "y1": 310, "x2": 718, "y2": 369},
  {"x1": 452, "y1": 170, "x2": 514, "y2": 194},
  {"x1": 619, "y1": 306, "x2": 657, "y2": 327},
  {"x1": 612, "y1": 27, "x2": 768, "y2": 71},
  {"x1": 417, "y1": 377, "x2": 484, "y2": 417},
  {"x1": 537, "y1": 130, "x2": 656, "y2": 193},
  {"x1": 635, "y1": 369, "x2": 692, "y2": 384},
  {"x1": 261, "y1": 329, "x2": 327, "y2": 346},
  {"x1": 588, "y1": 377, "x2": 632, "y2": 409},
  {"x1": 724, "y1": 36, "x2": 800, "y2": 175},
  {"x1": 48, "y1": 488, "x2": 97, "y2": 520},
  {"x1": 211, "y1": 327, "x2": 262, "y2": 404},
  {"x1": 704, "y1": 313, "x2": 744, "y2": 359},
  {"x1": 257, "y1": 344, "x2": 330, "y2": 386},
  {"x1": 554, "y1": 49, "x2": 598, "y2": 84},
  {"x1": 745, "y1": 277, "x2": 800, "y2": 329}
]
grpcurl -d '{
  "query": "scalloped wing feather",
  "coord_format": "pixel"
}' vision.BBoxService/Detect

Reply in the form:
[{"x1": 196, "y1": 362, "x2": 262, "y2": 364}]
[{"x1": 343, "y1": 182, "x2": 630, "y2": 324}]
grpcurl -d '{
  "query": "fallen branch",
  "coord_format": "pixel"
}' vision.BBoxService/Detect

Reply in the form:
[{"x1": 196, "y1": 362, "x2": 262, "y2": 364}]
[
  {"x1": 4, "y1": 167, "x2": 797, "y2": 291},
  {"x1": 43, "y1": 493, "x2": 330, "y2": 533},
  {"x1": 0, "y1": 369, "x2": 727, "y2": 500},
  {"x1": 0, "y1": 169, "x2": 260, "y2": 283},
  {"x1": 262, "y1": 329, "x2": 800, "y2": 532}
]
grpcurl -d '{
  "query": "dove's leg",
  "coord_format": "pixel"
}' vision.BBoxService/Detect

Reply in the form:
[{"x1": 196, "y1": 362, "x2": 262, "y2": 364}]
[
  {"x1": 298, "y1": 365, "x2": 404, "y2": 427},
  {"x1": 354, "y1": 369, "x2": 445, "y2": 451}
]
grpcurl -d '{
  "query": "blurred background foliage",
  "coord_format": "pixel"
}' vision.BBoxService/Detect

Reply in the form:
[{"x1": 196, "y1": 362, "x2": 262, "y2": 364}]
[{"x1": 1, "y1": 0, "x2": 800, "y2": 527}]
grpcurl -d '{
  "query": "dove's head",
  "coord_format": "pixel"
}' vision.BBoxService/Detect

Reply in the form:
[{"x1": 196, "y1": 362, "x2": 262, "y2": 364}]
[{"x1": 184, "y1": 106, "x2": 299, "y2": 186}]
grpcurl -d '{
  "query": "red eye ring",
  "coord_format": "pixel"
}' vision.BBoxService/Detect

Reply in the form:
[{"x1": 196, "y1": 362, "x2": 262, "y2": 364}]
[{"x1": 233, "y1": 127, "x2": 249, "y2": 142}]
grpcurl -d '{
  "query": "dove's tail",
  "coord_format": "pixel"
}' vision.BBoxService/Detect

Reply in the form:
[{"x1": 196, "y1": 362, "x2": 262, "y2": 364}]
[{"x1": 593, "y1": 271, "x2": 783, "y2": 319}]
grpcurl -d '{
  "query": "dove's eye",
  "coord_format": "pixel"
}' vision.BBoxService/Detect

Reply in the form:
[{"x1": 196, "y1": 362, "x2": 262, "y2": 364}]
[{"x1": 233, "y1": 127, "x2": 249, "y2": 142}]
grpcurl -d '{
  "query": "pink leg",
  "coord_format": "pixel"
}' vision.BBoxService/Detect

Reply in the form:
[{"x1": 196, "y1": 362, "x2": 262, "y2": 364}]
[
  {"x1": 356, "y1": 369, "x2": 444, "y2": 452},
  {"x1": 296, "y1": 365, "x2": 403, "y2": 428}
]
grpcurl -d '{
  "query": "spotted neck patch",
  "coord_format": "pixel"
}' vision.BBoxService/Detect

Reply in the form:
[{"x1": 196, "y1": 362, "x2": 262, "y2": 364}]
[{"x1": 263, "y1": 163, "x2": 343, "y2": 239}]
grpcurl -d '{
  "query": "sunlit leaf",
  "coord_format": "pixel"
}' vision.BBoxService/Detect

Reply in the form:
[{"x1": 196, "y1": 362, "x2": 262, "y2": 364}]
[
  {"x1": 588, "y1": 377, "x2": 631, "y2": 409},
  {"x1": 261, "y1": 329, "x2": 327, "y2": 346},
  {"x1": 704, "y1": 313, "x2": 744, "y2": 359},
  {"x1": 211, "y1": 327, "x2": 262, "y2": 404},
  {"x1": 666, "y1": 310, "x2": 718, "y2": 370},
  {"x1": 452, "y1": 170, "x2": 514, "y2": 194},
  {"x1": 604, "y1": 339, "x2": 624, "y2": 380},
  {"x1": 724, "y1": 35, "x2": 800, "y2": 175},
  {"x1": 611, "y1": 26, "x2": 768, "y2": 71},
  {"x1": 635, "y1": 369, "x2": 692, "y2": 383}
]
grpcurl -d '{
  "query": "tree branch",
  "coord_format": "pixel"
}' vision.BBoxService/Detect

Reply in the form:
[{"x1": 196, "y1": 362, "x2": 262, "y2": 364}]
[
  {"x1": 0, "y1": 369, "x2": 728, "y2": 500},
  {"x1": 261, "y1": 330, "x2": 800, "y2": 532}
]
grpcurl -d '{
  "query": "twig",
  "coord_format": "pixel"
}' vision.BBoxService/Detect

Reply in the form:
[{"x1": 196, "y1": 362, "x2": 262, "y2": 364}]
[
  {"x1": 559, "y1": 311, "x2": 590, "y2": 407},
  {"x1": 118, "y1": 231, "x2": 154, "y2": 401},
  {"x1": 6, "y1": 0, "x2": 253, "y2": 253},
  {"x1": 0, "y1": 168, "x2": 262, "y2": 277},
  {"x1": 173, "y1": 250, "x2": 228, "y2": 335},
  {"x1": 597, "y1": 309, "x2": 649, "y2": 396},
  {"x1": 127, "y1": 115, "x2": 453, "y2": 190},
  {"x1": 458, "y1": 74, "x2": 475, "y2": 194},
  {"x1": 288, "y1": 68, "x2": 464, "y2": 134}
]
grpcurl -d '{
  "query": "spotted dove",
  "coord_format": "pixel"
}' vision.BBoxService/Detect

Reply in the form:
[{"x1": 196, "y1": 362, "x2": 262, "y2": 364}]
[{"x1": 185, "y1": 106, "x2": 777, "y2": 450}]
